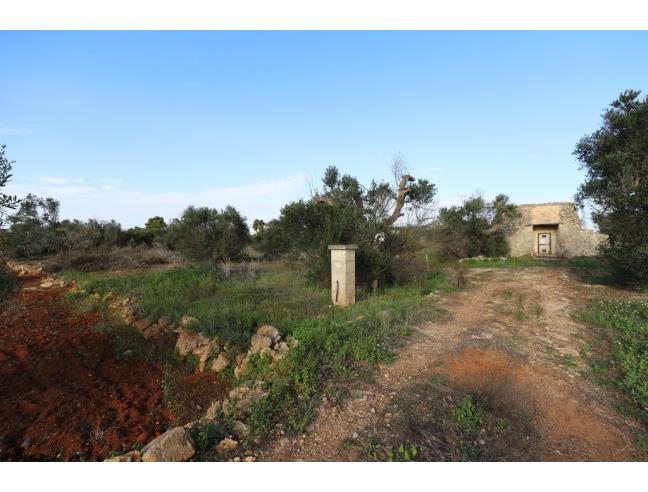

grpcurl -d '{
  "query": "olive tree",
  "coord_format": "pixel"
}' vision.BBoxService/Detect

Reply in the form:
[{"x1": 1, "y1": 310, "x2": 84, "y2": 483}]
[{"x1": 574, "y1": 90, "x2": 648, "y2": 285}]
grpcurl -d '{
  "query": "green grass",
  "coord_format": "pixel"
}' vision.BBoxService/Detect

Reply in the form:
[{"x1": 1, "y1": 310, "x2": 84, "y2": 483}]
[
  {"x1": 62, "y1": 263, "x2": 330, "y2": 346},
  {"x1": 457, "y1": 256, "x2": 553, "y2": 268},
  {"x1": 581, "y1": 298, "x2": 648, "y2": 427},
  {"x1": 455, "y1": 255, "x2": 612, "y2": 280},
  {"x1": 247, "y1": 281, "x2": 441, "y2": 436},
  {"x1": 420, "y1": 269, "x2": 457, "y2": 295}
]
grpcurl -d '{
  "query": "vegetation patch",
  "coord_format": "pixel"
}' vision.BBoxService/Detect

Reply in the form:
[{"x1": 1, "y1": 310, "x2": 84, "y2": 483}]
[
  {"x1": 0, "y1": 262, "x2": 17, "y2": 300},
  {"x1": 580, "y1": 297, "x2": 648, "y2": 428},
  {"x1": 65, "y1": 262, "x2": 330, "y2": 347},
  {"x1": 246, "y1": 282, "x2": 441, "y2": 438},
  {"x1": 352, "y1": 378, "x2": 537, "y2": 462}
]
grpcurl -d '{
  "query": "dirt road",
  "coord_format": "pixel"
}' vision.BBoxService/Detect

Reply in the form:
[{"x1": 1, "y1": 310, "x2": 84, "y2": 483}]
[{"x1": 260, "y1": 267, "x2": 645, "y2": 461}]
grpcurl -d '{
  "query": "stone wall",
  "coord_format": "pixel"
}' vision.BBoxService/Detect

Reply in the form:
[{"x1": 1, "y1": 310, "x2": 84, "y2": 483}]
[
  {"x1": 508, "y1": 227, "x2": 534, "y2": 257},
  {"x1": 506, "y1": 202, "x2": 607, "y2": 258},
  {"x1": 557, "y1": 229, "x2": 607, "y2": 257}
]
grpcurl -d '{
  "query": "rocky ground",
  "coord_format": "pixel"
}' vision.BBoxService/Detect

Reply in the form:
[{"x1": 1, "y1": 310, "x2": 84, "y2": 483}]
[{"x1": 259, "y1": 267, "x2": 647, "y2": 461}]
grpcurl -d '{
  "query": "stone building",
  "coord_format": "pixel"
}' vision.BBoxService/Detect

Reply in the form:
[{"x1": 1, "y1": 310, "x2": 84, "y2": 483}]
[{"x1": 506, "y1": 202, "x2": 607, "y2": 258}]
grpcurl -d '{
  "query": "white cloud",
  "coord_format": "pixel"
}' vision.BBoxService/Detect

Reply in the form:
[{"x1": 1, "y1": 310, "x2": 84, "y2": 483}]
[
  {"x1": 36, "y1": 176, "x2": 69, "y2": 185},
  {"x1": 0, "y1": 127, "x2": 24, "y2": 136},
  {"x1": 4, "y1": 174, "x2": 308, "y2": 227}
]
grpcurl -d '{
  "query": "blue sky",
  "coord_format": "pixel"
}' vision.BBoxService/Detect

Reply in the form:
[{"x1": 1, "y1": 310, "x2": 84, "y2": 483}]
[{"x1": 1, "y1": 31, "x2": 647, "y2": 227}]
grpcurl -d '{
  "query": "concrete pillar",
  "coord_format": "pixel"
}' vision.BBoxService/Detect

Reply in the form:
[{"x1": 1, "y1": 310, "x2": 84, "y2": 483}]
[{"x1": 328, "y1": 244, "x2": 357, "y2": 307}]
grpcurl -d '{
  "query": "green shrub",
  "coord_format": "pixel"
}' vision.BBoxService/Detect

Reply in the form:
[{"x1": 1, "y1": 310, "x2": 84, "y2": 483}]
[
  {"x1": 255, "y1": 200, "x2": 424, "y2": 289},
  {"x1": 452, "y1": 395, "x2": 486, "y2": 431},
  {"x1": 164, "y1": 205, "x2": 250, "y2": 262},
  {"x1": 574, "y1": 90, "x2": 648, "y2": 287},
  {"x1": 437, "y1": 194, "x2": 519, "y2": 260}
]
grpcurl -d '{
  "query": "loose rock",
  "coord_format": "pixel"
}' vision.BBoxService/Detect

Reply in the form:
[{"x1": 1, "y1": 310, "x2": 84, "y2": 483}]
[
  {"x1": 104, "y1": 450, "x2": 142, "y2": 462},
  {"x1": 215, "y1": 437, "x2": 238, "y2": 454},
  {"x1": 141, "y1": 426, "x2": 196, "y2": 462},
  {"x1": 211, "y1": 352, "x2": 230, "y2": 373},
  {"x1": 175, "y1": 330, "x2": 210, "y2": 357}
]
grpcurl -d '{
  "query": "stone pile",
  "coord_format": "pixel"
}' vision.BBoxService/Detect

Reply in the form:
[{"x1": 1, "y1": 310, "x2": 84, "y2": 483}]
[
  {"x1": 5, "y1": 261, "x2": 76, "y2": 288},
  {"x1": 232, "y1": 324, "x2": 296, "y2": 378},
  {"x1": 104, "y1": 294, "x2": 177, "y2": 340},
  {"x1": 5, "y1": 261, "x2": 43, "y2": 277}
]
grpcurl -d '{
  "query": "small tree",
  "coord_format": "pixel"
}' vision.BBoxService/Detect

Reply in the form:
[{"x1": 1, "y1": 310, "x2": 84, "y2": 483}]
[
  {"x1": 256, "y1": 163, "x2": 437, "y2": 287},
  {"x1": 165, "y1": 205, "x2": 250, "y2": 261},
  {"x1": 0, "y1": 145, "x2": 20, "y2": 227},
  {"x1": 437, "y1": 194, "x2": 519, "y2": 260},
  {"x1": 575, "y1": 90, "x2": 648, "y2": 285},
  {"x1": 6, "y1": 194, "x2": 62, "y2": 258}
]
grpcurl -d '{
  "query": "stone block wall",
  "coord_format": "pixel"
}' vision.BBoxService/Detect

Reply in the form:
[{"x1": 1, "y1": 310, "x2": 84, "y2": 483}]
[{"x1": 506, "y1": 202, "x2": 607, "y2": 258}]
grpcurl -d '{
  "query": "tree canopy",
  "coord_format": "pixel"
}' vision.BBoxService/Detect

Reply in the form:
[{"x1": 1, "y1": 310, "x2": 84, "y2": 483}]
[
  {"x1": 574, "y1": 90, "x2": 648, "y2": 285},
  {"x1": 0, "y1": 145, "x2": 20, "y2": 227}
]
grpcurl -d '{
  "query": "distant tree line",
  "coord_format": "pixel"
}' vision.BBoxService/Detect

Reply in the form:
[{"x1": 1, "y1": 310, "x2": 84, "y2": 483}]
[
  {"x1": 0, "y1": 142, "x2": 525, "y2": 288},
  {"x1": 0, "y1": 193, "x2": 250, "y2": 263}
]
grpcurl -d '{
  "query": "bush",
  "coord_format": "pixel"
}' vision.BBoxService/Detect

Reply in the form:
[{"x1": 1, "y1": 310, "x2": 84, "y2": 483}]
[
  {"x1": 437, "y1": 194, "x2": 519, "y2": 260},
  {"x1": 165, "y1": 205, "x2": 250, "y2": 261},
  {"x1": 255, "y1": 200, "x2": 423, "y2": 289},
  {"x1": 5, "y1": 194, "x2": 62, "y2": 258}
]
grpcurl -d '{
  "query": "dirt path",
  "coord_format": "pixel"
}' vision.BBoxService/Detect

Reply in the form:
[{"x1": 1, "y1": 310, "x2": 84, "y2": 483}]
[{"x1": 260, "y1": 267, "x2": 644, "y2": 461}]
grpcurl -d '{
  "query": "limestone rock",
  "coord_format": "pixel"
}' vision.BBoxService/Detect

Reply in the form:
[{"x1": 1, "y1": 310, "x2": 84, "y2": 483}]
[
  {"x1": 193, "y1": 340, "x2": 220, "y2": 371},
  {"x1": 104, "y1": 450, "x2": 141, "y2": 462},
  {"x1": 231, "y1": 420, "x2": 249, "y2": 438},
  {"x1": 141, "y1": 427, "x2": 195, "y2": 462},
  {"x1": 233, "y1": 354, "x2": 250, "y2": 378},
  {"x1": 133, "y1": 319, "x2": 152, "y2": 333},
  {"x1": 175, "y1": 330, "x2": 210, "y2": 357},
  {"x1": 250, "y1": 333, "x2": 272, "y2": 353},
  {"x1": 275, "y1": 341, "x2": 290, "y2": 355},
  {"x1": 223, "y1": 386, "x2": 267, "y2": 417},
  {"x1": 211, "y1": 352, "x2": 230, "y2": 373},
  {"x1": 205, "y1": 401, "x2": 221, "y2": 420},
  {"x1": 143, "y1": 324, "x2": 162, "y2": 339},
  {"x1": 256, "y1": 325, "x2": 280, "y2": 343},
  {"x1": 215, "y1": 437, "x2": 238, "y2": 454}
]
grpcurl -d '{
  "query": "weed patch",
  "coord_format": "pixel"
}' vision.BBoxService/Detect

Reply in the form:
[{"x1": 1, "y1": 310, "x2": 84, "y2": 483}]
[
  {"x1": 580, "y1": 298, "x2": 648, "y2": 428},
  {"x1": 353, "y1": 378, "x2": 537, "y2": 461}
]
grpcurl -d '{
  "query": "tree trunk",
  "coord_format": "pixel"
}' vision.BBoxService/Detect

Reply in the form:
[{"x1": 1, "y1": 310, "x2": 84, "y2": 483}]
[{"x1": 383, "y1": 175, "x2": 415, "y2": 227}]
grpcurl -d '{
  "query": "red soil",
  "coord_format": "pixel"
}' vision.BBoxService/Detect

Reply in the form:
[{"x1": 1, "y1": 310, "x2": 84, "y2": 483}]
[{"x1": 0, "y1": 282, "x2": 173, "y2": 461}]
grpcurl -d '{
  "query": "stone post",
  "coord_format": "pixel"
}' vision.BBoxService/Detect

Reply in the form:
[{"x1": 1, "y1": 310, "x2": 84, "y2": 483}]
[{"x1": 328, "y1": 244, "x2": 357, "y2": 307}]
